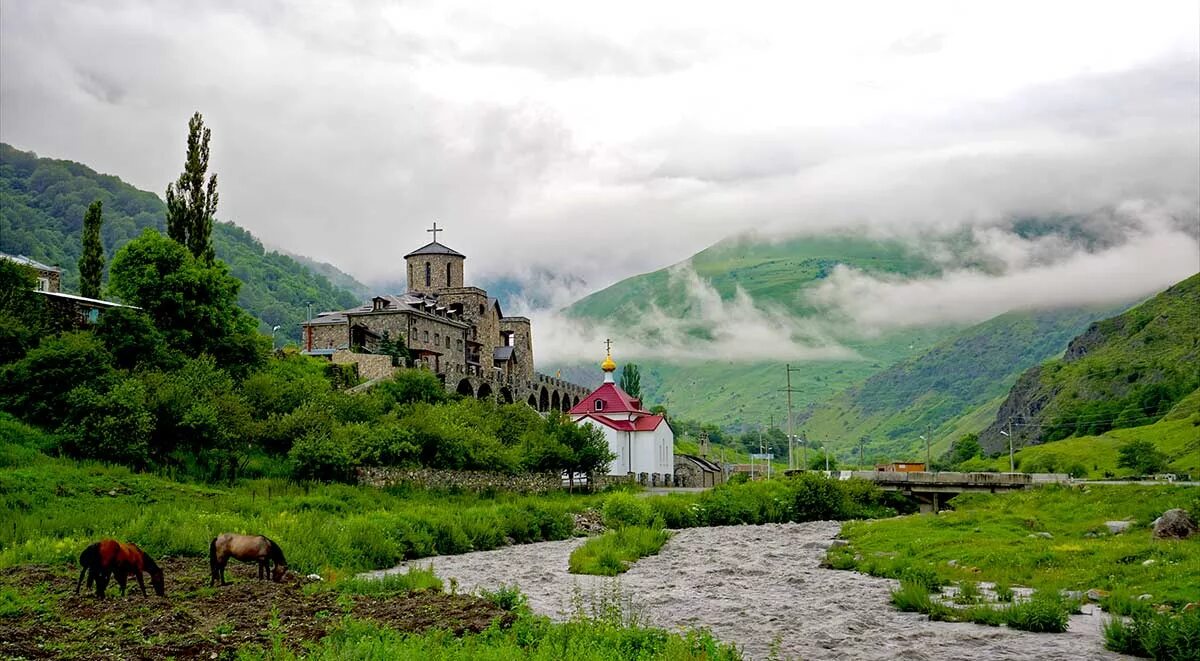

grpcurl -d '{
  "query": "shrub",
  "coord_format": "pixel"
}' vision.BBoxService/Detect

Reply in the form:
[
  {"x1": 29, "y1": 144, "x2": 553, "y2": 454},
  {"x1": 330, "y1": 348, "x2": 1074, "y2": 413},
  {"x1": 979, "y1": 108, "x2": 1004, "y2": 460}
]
[
  {"x1": 1104, "y1": 607, "x2": 1200, "y2": 659},
  {"x1": 602, "y1": 492, "x2": 654, "y2": 528},
  {"x1": 289, "y1": 431, "x2": 354, "y2": 482},
  {"x1": 890, "y1": 581, "x2": 950, "y2": 619},
  {"x1": 1003, "y1": 590, "x2": 1072, "y2": 633}
]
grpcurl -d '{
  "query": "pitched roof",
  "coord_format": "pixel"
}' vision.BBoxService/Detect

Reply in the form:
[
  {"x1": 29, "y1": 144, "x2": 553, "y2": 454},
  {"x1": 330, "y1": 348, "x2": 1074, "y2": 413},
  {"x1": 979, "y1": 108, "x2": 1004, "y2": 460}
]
[
  {"x1": 493, "y1": 346, "x2": 515, "y2": 361},
  {"x1": 0, "y1": 252, "x2": 60, "y2": 272},
  {"x1": 576, "y1": 412, "x2": 666, "y2": 432},
  {"x1": 569, "y1": 382, "x2": 645, "y2": 415},
  {"x1": 404, "y1": 241, "x2": 465, "y2": 258}
]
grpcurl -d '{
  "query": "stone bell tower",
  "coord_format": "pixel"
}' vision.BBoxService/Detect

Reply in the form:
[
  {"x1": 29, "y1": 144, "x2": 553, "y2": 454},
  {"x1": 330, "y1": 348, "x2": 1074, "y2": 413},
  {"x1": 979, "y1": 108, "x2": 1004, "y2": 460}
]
[{"x1": 404, "y1": 222, "x2": 465, "y2": 294}]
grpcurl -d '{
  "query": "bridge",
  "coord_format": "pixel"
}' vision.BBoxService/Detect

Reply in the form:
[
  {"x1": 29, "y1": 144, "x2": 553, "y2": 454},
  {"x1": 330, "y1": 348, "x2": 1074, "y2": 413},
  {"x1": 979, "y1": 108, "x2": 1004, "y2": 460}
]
[{"x1": 790, "y1": 470, "x2": 1071, "y2": 514}]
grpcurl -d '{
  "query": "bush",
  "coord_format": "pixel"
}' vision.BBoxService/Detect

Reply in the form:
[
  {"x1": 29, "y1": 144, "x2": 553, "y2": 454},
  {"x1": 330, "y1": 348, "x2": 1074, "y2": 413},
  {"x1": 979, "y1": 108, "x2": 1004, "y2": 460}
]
[
  {"x1": 602, "y1": 492, "x2": 654, "y2": 528},
  {"x1": 289, "y1": 431, "x2": 354, "y2": 482},
  {"x1": 1003, "y1": 591, "x2": 1072, "y2": 633},
  {"x1": 1104, "y1": 608, "x2": 1200, "y2": 659}
]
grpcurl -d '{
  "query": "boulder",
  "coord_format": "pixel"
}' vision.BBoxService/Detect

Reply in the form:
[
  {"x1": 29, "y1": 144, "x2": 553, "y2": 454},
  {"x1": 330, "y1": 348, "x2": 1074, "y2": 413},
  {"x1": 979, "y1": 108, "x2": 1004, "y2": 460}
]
[
  {"x1": 1027, "y1": 532, "x2": 1053, "y2": 539},
  {"x1": 1086, "y1": 589, "x2": 1109, "y2": 602},
  {"x1": 1105, "y1": 520, "x2": 1133, "y2": 535},
  {"x1": 1152, "y1": 508, "x2": 1198, "y2": 540},
  {"x1": 829, "y1": 539, "x2": 849, "y2": 549}
]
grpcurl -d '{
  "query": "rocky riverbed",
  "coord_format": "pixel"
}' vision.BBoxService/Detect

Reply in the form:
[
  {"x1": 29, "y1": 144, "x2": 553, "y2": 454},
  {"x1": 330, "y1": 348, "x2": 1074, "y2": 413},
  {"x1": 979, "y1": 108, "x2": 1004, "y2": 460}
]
[{"x1": 368, "y1": 521, "x2": 1128, "y2": 660}]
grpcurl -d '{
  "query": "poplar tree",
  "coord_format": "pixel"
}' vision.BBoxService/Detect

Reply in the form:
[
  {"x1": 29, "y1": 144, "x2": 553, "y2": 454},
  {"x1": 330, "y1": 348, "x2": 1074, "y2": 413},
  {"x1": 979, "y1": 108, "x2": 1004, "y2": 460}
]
[
  {"x1": 78, "y1": 200, "x2": 105, "y2": 298},
  {"x1": 166, "y1": 111, "x2": 218, "y2": 262},
  {"x1": 620, "y1": 363, "x2": 642, "y2": 400}
]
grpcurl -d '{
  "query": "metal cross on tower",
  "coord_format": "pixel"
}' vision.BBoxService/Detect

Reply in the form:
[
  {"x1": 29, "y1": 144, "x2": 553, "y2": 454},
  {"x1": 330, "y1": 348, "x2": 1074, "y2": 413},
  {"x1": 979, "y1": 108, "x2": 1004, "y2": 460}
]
[
  {"x1": 427, "y1": 222, "x2": 442, "y2": 243},
  {"x1": 604, "y1": 338, "x2": 613, "y2": 354}
]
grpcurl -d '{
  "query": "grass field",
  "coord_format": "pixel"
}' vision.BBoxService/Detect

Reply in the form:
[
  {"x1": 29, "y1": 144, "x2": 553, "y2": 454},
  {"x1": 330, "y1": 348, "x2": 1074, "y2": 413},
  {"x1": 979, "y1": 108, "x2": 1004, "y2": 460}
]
[
  {"x1": 829, "y1": 485, "x2": 1200, "y2": 608},
  {"x1": 568, "y1": 526, "x2": 671, "y2": 576}
]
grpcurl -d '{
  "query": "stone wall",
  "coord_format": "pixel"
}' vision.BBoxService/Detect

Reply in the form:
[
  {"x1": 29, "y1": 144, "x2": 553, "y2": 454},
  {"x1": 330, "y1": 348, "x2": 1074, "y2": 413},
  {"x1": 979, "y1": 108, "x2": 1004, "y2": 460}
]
[
  {"x1": 406, "y1": 254, "x2": 464, "y2": 294},
  {"x1": 499, "y1": 317, "x2": 535, "y2": 381},
  {"x1": 306, "y1": 322, "x2": 348, "y2": 351},
  {"x1": 352, "y1": 310, "x2": 469, "y2": 374},
  {"x1": 332, "y1": 350, "x2": 397, "y2": 381},
  {"x1": 357, "y1": 466, "x2": 563, "y2": 494}
]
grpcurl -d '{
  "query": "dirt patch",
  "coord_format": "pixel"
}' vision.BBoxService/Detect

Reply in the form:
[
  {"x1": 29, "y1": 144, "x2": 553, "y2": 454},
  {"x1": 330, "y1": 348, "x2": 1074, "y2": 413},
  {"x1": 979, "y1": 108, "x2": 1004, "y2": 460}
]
[{"x1": 0, "y1": 557, "x2": 510, "y2": 660}]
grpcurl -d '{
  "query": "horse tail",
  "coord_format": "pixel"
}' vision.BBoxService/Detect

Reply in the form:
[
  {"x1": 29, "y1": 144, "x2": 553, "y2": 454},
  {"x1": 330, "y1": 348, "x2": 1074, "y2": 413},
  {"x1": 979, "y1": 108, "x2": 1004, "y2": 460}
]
[
  {"x1": 265, "y1": 537, "x2": 286, "y2": 566},
  {"x1": 76, "y1": 543, "x2": 99, "y2": 594},
  {"x1": 209, "y1": 537, "x2": 218, "y2": 573}
]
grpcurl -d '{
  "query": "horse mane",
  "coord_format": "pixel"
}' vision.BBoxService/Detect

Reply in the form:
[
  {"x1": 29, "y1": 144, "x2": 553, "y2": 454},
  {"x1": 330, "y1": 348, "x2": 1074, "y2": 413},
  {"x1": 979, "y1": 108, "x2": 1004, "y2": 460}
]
[
  {"x1": 141, "y1": 551, "x2": 161, "y2": 574},
  {"x1": 265, "y1": 537, "x2": 287, "y2": 565}
]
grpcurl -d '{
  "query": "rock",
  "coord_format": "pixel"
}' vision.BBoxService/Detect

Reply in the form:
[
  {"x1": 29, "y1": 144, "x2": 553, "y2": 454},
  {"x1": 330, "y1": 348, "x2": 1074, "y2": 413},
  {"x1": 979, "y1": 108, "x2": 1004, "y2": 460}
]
[
  {"x1": 1183, "y1": 602, "x2": 1199, "y2": 612},
  {"x1": 1152, "y1": 509, "x2": 1198, "y2": 540},
  {"x1": 1137, "y1": 594, "x2": 1153, "y2": 601},
  {"x1": 829, "y1": 539, "x2": 849, "y2": 549},
  {"x1": 1086, "y1": 589, "x2": 1110, "y2": 602},
  {"x1": 1105, "y1": 520, "x2": 1133, "y2": 535},
  {"x1": 1142, "y1": 559, "x2": 1156, "y2": 566},
  {"x1": 1063, "y1": 590, "x2": 1083, "y2": 602},
  {"x1": 305, "y1": 573, "x2": 323, "y2": 581},
  {"x1": 947, "y1": 560, "x2": 958, "y2": 567},
  {"x1": 1027, "y1": 532, "x2": 1053, "y2": 539},
  {"x1": 1083, "y1": 532, "x2": 1096, "y2": 538}
]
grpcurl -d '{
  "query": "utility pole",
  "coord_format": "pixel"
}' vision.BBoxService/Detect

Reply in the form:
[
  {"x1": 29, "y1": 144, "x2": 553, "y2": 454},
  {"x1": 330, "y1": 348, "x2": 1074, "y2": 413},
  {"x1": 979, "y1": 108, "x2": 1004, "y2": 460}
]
[
  {"x1": 921, "y1": 432, "x2": 931, "y2": 471},
  {"x1": 858, "y1": 436, "x2": 867, "y2": 470},
  {"x1": 801, "y1": 430, "x2": 808, "y2": 470},
  {"x1": 782, "y1": 365, "x2": 802, "y2": 470}
]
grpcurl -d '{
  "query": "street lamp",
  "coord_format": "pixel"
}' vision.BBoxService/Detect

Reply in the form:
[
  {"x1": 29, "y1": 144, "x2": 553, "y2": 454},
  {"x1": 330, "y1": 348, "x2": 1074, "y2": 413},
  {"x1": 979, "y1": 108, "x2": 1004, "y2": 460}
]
[
  {"x1": 1000, "y1": 427, "x2": 1014, "y2": 472},
  {"x1": 920, "y1": 434, "x2": 930, "y2": 471},
  {"x1": 271, "y1": 324, "x2": 282, "y2": 350}
]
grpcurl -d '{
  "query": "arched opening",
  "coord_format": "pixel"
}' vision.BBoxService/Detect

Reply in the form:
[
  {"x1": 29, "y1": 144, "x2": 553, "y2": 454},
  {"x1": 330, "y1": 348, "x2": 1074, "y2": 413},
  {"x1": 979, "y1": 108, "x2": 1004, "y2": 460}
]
[
  {"x1": 551, "y1": 391, "x2": 561, "y2": 411},
  {"x1": 527, "y1": 394, "x2": 538, "y2": 409},
  {"x1": 560, "y1": 394, "x2": 571, "y2": 412},
  {"x1": 539, "y1": 387, "x2": 549, "y2": 412},
  {"x1": 446, "y1": 262, "x2": 452, "y2": 287},
  {"x1": 456, "y1": 379, "x2": 474, "y2": 398},
  {"x1": 572, "y1": 396, "x2": 580, "y2": 409},
  {"x1": 424, "y1": 262, "x2": 431, "y2": 287},
  {"x1": 477, "y1": 382, "x2": 493, "y2": 401},
  {"x1": 499, "y1": 387, "x2": 514, "y2": 404}
]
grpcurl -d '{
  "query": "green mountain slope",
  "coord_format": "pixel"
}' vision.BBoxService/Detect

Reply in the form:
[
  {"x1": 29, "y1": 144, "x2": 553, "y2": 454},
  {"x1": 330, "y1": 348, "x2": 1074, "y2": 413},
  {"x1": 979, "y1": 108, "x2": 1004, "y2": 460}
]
[
  {"x1": 979, "y1": 272, "x2": 1200, "y2": 455},
  {"x1": 0, "y1": 143, "x2": 360, "y2": 339},
  {"x1": 798, "y1": 306, "x2": 1124, "y2": 460},
  {"x1": 986, "y1": 388, "x2": 1200, "y2": 478},
  {"x1": 554, "y1": 234, "x2": 958, "y2": 428}
]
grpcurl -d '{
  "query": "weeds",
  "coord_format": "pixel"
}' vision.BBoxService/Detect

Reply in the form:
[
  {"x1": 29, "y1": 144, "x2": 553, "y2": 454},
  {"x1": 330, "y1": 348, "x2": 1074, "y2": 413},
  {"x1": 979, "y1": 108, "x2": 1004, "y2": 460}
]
[
  {"x1": 1104, "y1": 608, "x2": 1200, "y2": 659},
  {"x1": 569, "y1": 526, "x2": 671, "y2": 576}
]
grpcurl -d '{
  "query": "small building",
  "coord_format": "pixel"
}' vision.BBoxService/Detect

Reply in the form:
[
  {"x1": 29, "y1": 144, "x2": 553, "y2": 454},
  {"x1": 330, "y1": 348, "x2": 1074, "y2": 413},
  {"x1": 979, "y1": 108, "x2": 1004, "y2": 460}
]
[
  {"x1": 877, "y1": 462, "x2": 926, "y2": 473},
  {"x1": 1, "y1": 253, "x2": 61, "y2": 292},
  {"x1": 570, "y1": 352, "x2": 674, "y2": 484},
  {"x1": 674, "y1": 454, "x2": 725, "y2": 488}
]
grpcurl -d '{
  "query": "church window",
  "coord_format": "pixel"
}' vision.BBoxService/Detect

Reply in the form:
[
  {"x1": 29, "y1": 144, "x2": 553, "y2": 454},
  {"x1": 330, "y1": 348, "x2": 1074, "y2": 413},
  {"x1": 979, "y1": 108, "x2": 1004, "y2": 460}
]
[
  {"x1": 434, "y1": 333, "x2": 440, "y2": 345},
  {"x1": 446, "y1": 336, "x2": 451, "y2": 348},
  {"x1": 425, "y1": 262, "x2": 431, "y2": 287},
  {"x1": 446, "y1": 262, "x2": 452, "y2": 286},
  {"x1": 479, "y1": 304, "x2": 484, "y2": 315},
  {"x1": 456, "y1": 339, "x2": 463, "y2": 350},
  {"x1": 423, "y1": 330, "x2": 429, "y2": 342},
  {"x1": 594, "y1": 400, "x2": 604, "y2": 412}
]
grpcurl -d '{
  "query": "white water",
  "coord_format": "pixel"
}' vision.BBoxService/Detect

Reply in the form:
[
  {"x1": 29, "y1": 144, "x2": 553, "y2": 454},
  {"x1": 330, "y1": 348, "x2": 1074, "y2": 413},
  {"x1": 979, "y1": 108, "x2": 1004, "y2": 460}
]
[{"x1": 366, "y1": 522, "x2": 1127, "y2": 660}]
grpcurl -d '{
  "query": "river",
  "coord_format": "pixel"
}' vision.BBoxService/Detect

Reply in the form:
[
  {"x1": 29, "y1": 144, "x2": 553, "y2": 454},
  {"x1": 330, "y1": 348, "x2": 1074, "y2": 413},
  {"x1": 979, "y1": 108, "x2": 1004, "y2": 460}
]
[{"x1": 364, "y1": 521, "x2": 1127, "y2": 660}]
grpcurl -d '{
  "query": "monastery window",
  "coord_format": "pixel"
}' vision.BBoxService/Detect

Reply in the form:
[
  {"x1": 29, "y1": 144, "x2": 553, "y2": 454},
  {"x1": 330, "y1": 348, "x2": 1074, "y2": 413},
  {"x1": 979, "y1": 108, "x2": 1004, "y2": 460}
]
[
  {"x1": 479, "y1": 304, "x2": 484, "y2": 315},
  {"x1": 434, "y1": 333, "x2": 440, "y2": 345},
  {"x1": 423, "y1": 330, "x2": 429, "y2": 342},
  {"x1": 425, "y1": 262, "x2": 431, "y2": 287},
  {"x1": 446, "y1": 336, "x2": 451, "y2": 349},
  {"x1": 446, "y1": 262, "x2": 452, "y2": 286},
  {"x1": 457, "y1": 339, "x2": 463, "y2": 350},
  {"x1": 594, "y1": 400, "x2": 604, "y2": 412}
]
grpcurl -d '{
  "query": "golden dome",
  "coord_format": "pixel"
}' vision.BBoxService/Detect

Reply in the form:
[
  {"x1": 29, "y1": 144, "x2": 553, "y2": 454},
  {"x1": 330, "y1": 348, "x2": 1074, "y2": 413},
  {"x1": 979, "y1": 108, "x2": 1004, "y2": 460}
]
[{"x1": 601, "y1": 353, "x2": 617, "y2": 372}]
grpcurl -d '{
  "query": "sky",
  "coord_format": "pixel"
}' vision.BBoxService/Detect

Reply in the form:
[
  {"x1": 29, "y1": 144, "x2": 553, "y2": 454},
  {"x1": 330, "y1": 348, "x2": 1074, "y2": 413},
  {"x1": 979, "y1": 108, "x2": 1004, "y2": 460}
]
[{"x1": 2, "y1": 0, "x2": 1198, "y2": 361}]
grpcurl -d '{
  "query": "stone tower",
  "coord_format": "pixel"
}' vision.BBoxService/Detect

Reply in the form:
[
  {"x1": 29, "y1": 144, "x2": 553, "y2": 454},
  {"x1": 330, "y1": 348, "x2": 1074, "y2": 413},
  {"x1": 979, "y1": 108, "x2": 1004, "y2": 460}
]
[{"x1": 404, "y1": 226, "x2": 465, "y2": 294}]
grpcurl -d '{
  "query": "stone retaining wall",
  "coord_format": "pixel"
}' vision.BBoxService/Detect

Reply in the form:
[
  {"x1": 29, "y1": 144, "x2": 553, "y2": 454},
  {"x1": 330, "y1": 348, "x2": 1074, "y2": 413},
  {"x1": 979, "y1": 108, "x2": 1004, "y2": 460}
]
[{"x1": 358, "y1": 466, "x2": 563, "y2": 494}]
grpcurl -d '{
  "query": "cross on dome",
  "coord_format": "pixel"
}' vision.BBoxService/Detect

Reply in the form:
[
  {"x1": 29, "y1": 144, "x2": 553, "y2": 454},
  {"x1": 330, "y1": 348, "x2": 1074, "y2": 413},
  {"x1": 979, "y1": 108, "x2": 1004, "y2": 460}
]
[{"x1": 427, "y1": 221, "x2": 442, "y2": 243}]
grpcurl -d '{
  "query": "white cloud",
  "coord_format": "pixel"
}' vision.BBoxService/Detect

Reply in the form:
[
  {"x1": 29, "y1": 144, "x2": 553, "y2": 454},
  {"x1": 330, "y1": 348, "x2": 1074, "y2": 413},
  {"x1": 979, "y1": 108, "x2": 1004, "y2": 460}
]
[
  {"x1": 807, "y1": 204, "x2": 1200, "y2": 333},
  {"x1": 0, "y1": 0, "x2": 1196, "y2": 299}
]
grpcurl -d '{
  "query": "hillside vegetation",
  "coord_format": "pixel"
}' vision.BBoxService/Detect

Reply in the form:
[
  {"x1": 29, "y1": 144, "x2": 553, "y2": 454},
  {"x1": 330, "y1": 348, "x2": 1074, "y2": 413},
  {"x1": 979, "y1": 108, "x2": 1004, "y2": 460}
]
[
  {"x1": 0, "y1": 143, "x2": 361, "y2": 339},
  {"x1": 799, "y1": 306, "x2": 1121, "y2": 460},
  {"x1": 979, "y1": 273, "x2": 1200, "y2": 455},
  {"x1": 554, "y1": 234, "x2": 960, "y2": 427}
]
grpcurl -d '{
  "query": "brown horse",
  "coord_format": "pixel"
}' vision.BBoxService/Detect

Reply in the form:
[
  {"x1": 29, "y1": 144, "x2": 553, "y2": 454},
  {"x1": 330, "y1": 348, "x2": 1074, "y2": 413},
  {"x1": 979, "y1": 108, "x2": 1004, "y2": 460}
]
[
  {"x1": 76, "y1": 539, "x2": 164, "y2": 598},
  {"x1": 209, "y1": 533, "x2": 287, "y2": 586}
]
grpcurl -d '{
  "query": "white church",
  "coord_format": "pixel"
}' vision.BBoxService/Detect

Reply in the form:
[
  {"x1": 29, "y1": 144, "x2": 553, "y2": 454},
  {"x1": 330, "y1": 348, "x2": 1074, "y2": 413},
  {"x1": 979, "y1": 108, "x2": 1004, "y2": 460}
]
[{"x1": 569, "y1": 350, "x2": 675, "y2": 482}]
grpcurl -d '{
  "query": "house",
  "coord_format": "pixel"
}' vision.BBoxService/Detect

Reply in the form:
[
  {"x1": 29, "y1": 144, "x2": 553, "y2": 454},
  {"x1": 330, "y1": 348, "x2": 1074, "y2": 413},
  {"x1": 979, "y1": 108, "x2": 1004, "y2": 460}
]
[
  {"x1": 570, "y1": 351, "x2": 675, "y2": 485},
  {"x1": 674, "y1": 454, "x2": 725, "y2": 487},
  {"x1": 0, "y1": 253, "x2": 61, "y2": 292}
]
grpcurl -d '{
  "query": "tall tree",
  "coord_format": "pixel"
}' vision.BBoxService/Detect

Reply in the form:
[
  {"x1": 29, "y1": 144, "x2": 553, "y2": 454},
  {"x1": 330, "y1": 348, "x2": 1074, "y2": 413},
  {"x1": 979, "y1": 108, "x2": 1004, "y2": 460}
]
[
  {"x1": 78, "y1": 200, "x2": 105, "y2": 298},
  {"x1": 166, "y1": 111, "x2": 219, "y2": 262},
  {"x1": 620, "y1": 363, "x2": 642, "y2": 400}
]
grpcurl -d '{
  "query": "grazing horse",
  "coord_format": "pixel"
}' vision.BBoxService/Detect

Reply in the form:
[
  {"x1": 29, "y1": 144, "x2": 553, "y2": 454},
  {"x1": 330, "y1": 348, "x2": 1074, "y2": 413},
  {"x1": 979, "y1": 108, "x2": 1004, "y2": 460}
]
[
  {"x1": 209, "y1": 533, "x2": 288, "y2": 587},
  {"x1": 76, "y1": 539, "x2": 165, "y2": 598}
]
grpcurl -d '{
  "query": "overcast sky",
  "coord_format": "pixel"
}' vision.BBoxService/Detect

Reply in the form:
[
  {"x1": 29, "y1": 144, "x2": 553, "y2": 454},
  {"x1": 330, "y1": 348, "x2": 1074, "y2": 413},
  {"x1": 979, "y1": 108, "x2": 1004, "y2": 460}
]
[{"x1": 2, "y1": 0, "x2": 1198, "y2": 305}]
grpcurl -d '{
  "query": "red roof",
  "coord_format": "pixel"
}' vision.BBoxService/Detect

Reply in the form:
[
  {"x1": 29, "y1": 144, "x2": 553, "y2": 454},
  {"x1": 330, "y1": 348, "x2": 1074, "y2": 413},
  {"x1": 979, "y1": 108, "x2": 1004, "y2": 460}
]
[
  {"x1": 569, "y1": 382, "x2": 645, "y2": 415},
  {"x1": 576, "y1": 412, "x2": 666, "y2": 432}
]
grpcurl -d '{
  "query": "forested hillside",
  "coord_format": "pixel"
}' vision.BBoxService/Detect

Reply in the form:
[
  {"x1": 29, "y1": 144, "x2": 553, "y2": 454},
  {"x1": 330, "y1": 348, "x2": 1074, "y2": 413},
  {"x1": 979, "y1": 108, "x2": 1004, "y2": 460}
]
[
  {"x1": 798, "y1": 306, "x2": 1124, "y2": 460},
  {"x1": 979, "y1": 272, "x2": 1200, "y2": 455},
  {"x1": 552, "y1": 234, "x2": 960, "y2": 427},
  {"x1": 0, "y1": 144, "x2": 360, "y2": 338}
]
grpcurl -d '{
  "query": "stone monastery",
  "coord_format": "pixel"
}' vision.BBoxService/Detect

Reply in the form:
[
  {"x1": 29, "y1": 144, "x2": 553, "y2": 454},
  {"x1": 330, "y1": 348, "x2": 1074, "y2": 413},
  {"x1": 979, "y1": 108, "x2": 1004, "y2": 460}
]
[{"x1": 300, "y1": 225, "x2": 587, "y2": 410}]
